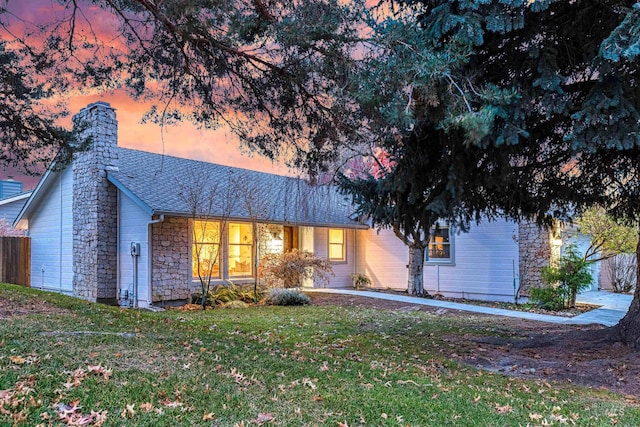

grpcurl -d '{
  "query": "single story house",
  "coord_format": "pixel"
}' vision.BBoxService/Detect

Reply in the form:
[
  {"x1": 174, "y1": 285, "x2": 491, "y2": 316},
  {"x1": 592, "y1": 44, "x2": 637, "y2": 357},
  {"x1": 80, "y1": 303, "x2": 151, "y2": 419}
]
[{"x1": 14, "y1": 102, "x2": 587, "y2": 307}]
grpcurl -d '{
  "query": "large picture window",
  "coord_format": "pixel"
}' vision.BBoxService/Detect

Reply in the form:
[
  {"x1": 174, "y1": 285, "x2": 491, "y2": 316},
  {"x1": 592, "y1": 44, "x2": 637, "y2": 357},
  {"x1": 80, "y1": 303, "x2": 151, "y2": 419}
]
[
  {"x1": 428, "y1": 225, "x2": 452, "y2": 262},
  {"x1": 229, "y1": 222, "x2": 254, "y2": 277},
  {"x1": 328, "y1": 228, "x2": 345, "y2": 261},
  {"x1": 192, "y1": 220, "x2": 221, "y2": 279}
]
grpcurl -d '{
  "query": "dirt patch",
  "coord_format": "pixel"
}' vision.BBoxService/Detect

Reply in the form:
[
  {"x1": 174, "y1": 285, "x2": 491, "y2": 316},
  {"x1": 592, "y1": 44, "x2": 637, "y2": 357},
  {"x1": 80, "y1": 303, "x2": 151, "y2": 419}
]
[
  {"x1": 307, "y1": 292, "x2": 640, "y2": 398},
  {"x1": 0, "y1": 295, "x2": 68, "y2": 319}
]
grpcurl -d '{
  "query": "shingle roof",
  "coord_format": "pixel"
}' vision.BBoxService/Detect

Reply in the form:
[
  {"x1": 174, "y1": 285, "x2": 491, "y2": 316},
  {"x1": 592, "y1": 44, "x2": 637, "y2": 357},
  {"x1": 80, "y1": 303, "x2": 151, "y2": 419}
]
[{"x1": 108, "y1": 148, "x2": 365, "y2": 228}]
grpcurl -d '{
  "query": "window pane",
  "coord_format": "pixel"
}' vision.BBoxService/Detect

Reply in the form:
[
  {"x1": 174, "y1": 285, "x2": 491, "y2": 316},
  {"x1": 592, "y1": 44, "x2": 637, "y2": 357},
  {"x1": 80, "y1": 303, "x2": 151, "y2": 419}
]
[
  {"x1": 192, "y1": 243, "x2": 220, "y2": 278},
  {"x1": 329, "y1": 243, "x2": 344, "y2": 260},
  {"x1": 229, "y1": 244, "x2": 253, "y2": 276},
  {"x1": 193, "y1": 220, "x2": 220, "y2": 244},
  {"x1": 229, "y1": 223, "x2": 253, "y2": 244},
  {"x1": 329, "y1": 228, "x2": 344, "y2": 244},
  {"x1": 428, "y1": 226, "x2": 450, "y2": 259}
]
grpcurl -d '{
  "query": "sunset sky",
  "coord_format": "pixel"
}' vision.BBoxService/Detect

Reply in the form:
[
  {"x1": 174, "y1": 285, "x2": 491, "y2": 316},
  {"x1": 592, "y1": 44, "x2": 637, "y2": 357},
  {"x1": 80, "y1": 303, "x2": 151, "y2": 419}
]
[{"x1": 0, "y1": 1, "x2": 289, "y2": 189}]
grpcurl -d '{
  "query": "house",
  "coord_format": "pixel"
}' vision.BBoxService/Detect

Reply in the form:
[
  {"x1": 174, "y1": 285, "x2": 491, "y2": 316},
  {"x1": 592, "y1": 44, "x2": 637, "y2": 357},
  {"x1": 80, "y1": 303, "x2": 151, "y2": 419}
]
[
  {"x1": 0, "y1": 178, "x2": 31, "y2": 224},
  {"x1": 15, "y1": 102, "x2": 572, "y2": 306}
]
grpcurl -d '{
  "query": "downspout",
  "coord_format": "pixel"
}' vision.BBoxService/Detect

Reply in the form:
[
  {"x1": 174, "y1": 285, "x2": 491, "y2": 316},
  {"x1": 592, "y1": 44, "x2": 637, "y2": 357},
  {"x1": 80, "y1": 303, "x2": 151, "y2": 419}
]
[{"x1": 145, "y1": 214, "x2": 165, "y2": 308}]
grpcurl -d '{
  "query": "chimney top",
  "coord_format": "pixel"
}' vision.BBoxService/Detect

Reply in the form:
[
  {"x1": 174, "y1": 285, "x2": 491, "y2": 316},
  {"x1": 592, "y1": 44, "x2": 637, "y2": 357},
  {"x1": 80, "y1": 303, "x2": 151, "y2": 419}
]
[{"x1": 79, "y1": 101, "x2": 114, "y2": 114}]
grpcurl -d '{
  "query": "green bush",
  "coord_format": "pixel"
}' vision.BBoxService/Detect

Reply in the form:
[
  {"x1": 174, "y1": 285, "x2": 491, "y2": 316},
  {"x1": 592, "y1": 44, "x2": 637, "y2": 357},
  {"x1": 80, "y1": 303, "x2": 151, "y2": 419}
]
[
  {"x1": 540, "y1": 244, "x2": 593, "y2": 308},
  {"x1": 263, "y1": 288, "x2": 310, "y2": 306},
  {"x1": 191, "y1": 283, "x2": 264, "y2": 307},
  {"x1": 529, "y1": 286, "x2": 566, "y2": 311},
  {"x1": 350, "y1": 273, "x2": 371, "y2": 289}
]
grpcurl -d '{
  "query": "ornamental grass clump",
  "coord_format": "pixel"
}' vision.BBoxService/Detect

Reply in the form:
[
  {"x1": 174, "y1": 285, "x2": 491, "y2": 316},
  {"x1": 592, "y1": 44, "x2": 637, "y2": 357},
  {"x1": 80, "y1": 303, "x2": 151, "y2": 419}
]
[
  {"x1": 263, "y1": 288, "x2": 310, "y2": 306},
  {"x1": 259, "y1": 249, "x2": 333, "y2": 288}
]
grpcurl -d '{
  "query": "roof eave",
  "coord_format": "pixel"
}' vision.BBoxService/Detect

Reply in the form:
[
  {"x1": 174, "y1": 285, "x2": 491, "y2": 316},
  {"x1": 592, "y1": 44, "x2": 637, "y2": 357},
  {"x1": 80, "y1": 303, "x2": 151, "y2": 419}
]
[{"x1": 106, "y1": 173, "x2": 154, "y2": 216}]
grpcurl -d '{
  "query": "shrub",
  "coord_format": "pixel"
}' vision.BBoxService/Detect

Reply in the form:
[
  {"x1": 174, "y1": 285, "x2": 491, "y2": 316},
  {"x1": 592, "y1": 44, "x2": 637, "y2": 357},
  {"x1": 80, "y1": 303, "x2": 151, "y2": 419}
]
[
  {"x1": 606, "y1": 254, "x2": 636, "y2": 293},
  {"x1": 263, "y1": 288, "x2": 310, "y2": 306},
  {"x1": 540, "y1": 244, "x2": 593, "y2": 309},
  {"x1": 529, "y1": 286, "x2": 566, "y2": 311},
  {"x1": 221, "y1": 300, "x2": 250, "y2": 309},
  {"x1": 259, "y1": 249, "x2": 333, "y2": 288},
  {"x1": 350, "y1": 273, "x2": 371, "y2": 289},
  {"x1": 191, "y1": 283, "x2": 263, "y2": 307}
]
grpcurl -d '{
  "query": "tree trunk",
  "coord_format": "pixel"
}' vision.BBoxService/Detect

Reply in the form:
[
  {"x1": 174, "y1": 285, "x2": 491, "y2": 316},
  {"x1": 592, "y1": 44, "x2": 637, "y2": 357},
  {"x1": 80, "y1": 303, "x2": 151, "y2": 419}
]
[
  {"x1": 408, "y1": 245, "x2": 430, "y2": 297},
  {"x1": 613, "y1": 227, "x2": 640, "y2": 349}
]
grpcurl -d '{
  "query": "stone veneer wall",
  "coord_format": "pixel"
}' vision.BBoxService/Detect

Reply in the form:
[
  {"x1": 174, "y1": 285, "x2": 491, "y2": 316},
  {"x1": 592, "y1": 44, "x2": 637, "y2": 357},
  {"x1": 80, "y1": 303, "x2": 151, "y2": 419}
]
[
  {"x1": 151, "y1": 217, "x2": 193, "y2": 302},
  {"x1": 72, "y1": 102, "x2": 118, "y2": 302},
  {"x1": 518, "y1": 221, "x2": 554, "y2": 295}
]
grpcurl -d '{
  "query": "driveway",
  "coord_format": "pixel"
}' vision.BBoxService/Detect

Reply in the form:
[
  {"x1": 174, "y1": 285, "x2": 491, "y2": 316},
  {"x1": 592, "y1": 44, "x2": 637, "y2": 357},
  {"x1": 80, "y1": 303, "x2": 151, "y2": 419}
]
[{"x1": 572, "y1": 290, "x2": 633, "y2": 326}]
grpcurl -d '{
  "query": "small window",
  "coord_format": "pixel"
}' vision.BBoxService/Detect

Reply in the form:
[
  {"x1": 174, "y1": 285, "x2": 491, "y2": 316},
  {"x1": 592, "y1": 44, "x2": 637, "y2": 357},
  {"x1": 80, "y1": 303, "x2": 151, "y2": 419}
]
[
  {"x1": 427, "y1": 225, "x2": 453, "y2": 262},
  {"x1": 328, "y1": 228, "x2": 345, "y2": 261},
  {"x1": 192, "y1": 220, "x2": 221, "y2": 279}
]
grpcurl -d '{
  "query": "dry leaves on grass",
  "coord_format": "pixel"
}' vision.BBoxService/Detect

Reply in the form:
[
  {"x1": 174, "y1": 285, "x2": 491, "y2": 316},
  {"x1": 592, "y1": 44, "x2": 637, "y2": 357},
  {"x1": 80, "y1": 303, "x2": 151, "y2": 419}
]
[{"x1": 56, "y1": 400, "x2": 108, "y2": 426}]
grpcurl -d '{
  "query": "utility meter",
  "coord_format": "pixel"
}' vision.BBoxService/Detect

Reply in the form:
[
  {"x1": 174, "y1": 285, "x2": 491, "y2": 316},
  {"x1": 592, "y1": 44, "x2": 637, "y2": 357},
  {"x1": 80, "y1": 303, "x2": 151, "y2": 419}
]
[{"x1": 130, "y1": 242, "x2": 141, "y2": 256}]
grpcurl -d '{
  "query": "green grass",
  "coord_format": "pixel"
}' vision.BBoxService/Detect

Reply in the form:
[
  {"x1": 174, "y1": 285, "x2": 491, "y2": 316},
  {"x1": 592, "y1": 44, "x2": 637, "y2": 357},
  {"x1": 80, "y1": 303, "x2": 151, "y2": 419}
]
[{"x1": 0, "y1": 283, "x2": 638, "y2": 426}]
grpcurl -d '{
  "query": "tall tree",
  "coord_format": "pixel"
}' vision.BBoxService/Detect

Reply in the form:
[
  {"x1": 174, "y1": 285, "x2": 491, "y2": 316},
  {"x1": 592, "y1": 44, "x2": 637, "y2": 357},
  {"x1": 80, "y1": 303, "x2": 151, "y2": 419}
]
[
  {"x1": 0, "y1": 40, "x2": 76, "y2": 173},
  {"x1": 1, "y1": 0, "x2": 370, "y2": 174},
  {"x1": 340, "y1": 0, "x2": 640, "y2": 345}
]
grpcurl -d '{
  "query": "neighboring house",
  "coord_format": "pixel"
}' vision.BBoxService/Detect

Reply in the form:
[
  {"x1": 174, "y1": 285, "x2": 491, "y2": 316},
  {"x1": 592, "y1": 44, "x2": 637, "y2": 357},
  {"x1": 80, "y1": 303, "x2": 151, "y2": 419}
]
[
  {"x1": 0, "y1": 190, "x2": 32, "y2": 224},
  {"x1": 15, "y1": 101, "x2": 569, "y2": 306}
]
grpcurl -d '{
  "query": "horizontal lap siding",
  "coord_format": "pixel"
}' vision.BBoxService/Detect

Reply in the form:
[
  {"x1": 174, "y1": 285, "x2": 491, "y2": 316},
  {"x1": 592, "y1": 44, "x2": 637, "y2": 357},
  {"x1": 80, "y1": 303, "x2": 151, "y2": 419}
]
[
  {"x1": 29, "y1": 168, "x2": 73, "y2": 294},
  {"x1": 0, "y1": 199, "x2": 27, "y2": 224},
  {"x1": 424, "y1": 220, "x2": 519, "y2": 301},
  {"x1": 313, "y1": 227, "x2": 355, "y2": 288},
  {"x1": 118, "y1": 191, "x2": 150, "y2": 306},
  {"x1": 355, "y1": 228, "x2": 408, "y2": 289},
  {"x1": 356, "y1": 220, "x2": 520, "y2": 301}
]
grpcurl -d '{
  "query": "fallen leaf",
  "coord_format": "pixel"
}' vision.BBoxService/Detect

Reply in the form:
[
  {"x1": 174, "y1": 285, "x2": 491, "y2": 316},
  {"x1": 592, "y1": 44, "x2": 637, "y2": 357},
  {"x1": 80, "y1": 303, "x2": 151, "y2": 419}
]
[
  {"x1": 495, "y1": 404, "x2": 513, "y2": 414},
  {"x1": 121, "y1": 404, "x2": 135, "y2": 418},
  {"x1": 9, "y1": 356, "x2": 25, "y2": 365},
  {"x1": 139, "y1": 403, "x2": 154, "y2": 412},
  {"x1": 529, "y1": 413, "x2": 543, "y2": 420},
  {"x1": 254, "y1": 412, "x2": 274, "y2": 424},
  {"x1": 203, "y1": 412, "x2": 215, "y2": 421}
]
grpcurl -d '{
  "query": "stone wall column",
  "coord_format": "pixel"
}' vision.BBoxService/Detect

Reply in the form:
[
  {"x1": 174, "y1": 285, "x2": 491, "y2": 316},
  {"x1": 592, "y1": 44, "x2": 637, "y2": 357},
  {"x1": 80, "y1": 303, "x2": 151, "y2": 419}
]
[
  {"x1": 517, "y1": 221, "x2": 552, "y2": 295},
  {"x1": 151, "y1": 217, "x2": 192, "y2": 302},
  {"x1": 72, "y1": 101, "x2": 118, "y2": 302}
]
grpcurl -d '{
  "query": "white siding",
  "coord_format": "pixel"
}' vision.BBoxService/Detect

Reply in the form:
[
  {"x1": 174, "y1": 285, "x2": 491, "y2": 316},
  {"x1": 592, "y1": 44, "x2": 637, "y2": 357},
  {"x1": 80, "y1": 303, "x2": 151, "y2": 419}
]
[
  {"x1": 0, "y1": 198, "x2": 28, "y2": 224},
  {"x1": 28, "y1": 168, "x2": 73, "y2": 293},
  {"x1": 117, "y1": 191, "x2": 151, "y2": 307},
  {"x1": 356, "y1": 228, "x2": 409, "y2": 289},
  {"x1": 356, "y1": 219, "x2": 520, "y2": 302},
  {"x1": 313, "y1": 227, "x2": 355, "y2": 288}
]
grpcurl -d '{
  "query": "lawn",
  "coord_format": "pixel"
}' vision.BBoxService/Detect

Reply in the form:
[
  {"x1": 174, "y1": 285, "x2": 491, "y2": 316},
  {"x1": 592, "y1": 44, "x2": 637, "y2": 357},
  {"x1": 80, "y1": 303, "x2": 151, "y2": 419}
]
[{"x1": 0, "y1": 283, "x2": 638, "y2": 426}]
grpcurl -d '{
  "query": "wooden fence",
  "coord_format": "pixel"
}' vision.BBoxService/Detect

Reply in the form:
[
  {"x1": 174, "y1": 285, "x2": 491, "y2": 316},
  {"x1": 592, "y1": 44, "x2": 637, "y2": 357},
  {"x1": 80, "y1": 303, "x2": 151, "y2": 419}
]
[{"x1": 0, "y1": 237, "x2": 30, "y2": 287}]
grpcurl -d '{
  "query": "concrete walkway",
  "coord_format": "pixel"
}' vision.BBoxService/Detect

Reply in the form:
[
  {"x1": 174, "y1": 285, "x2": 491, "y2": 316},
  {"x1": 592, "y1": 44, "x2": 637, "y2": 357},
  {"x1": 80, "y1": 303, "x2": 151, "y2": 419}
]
[{"x1": 308, "y1": 289, "x2": 633, "y2": 327}]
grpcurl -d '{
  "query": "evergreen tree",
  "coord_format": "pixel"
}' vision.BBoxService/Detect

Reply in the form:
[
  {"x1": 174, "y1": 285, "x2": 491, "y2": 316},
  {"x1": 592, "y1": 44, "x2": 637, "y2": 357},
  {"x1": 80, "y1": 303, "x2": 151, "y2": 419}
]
[{"x1": 339, "y1": 0, "x2": 640, "y2": 345}]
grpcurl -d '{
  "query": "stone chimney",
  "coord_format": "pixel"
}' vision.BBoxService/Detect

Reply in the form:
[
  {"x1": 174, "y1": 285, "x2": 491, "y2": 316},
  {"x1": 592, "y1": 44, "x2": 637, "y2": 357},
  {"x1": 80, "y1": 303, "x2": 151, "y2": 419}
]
[{"x1": 72, "y1": 101, "x2": 119, "y2": 303}]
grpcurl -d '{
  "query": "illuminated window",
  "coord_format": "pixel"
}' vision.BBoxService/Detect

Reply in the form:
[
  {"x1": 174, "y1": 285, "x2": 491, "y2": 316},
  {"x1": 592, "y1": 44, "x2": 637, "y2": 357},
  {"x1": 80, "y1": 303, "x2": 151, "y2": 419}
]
[
  {"x1": 328, "y1": 228, "x2": 345, "y2": 261},
  {"x1": 192, "y1": 220, "x2": 221, "y2": 279},
  {"x1": 427, "y1": 225, "x2": 453, "y2": 262},
  {"x1": 229, "y1": 222, "x2": 253, "y2": 277}
]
